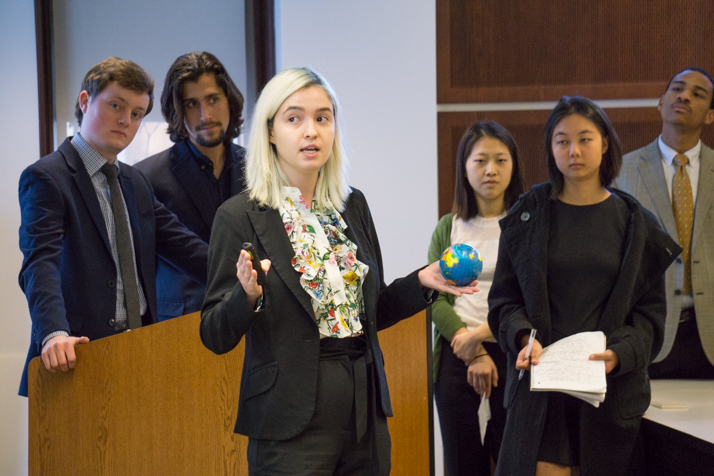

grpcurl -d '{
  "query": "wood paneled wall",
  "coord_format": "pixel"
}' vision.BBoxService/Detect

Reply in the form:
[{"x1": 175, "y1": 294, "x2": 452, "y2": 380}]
[
  {"x1": 437, "y1": 0, "x2": 714, "y2": 217},
  {"x1": 437, "y1": 0, "x2": 714, "y2": 103}
]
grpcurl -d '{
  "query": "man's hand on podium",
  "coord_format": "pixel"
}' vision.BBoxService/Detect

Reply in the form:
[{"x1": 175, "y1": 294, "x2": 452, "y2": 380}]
[{"x1": 41, "y1": 335, "x2": 90, "y2": 372}]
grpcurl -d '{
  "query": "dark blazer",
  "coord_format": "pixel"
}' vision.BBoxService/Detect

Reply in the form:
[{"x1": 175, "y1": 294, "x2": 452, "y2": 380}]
[
  {"x1": 487, "y1": 183, "x2": 680, "y2": 476},
  {"x1": 134, "y1": 140, "x2": 245, "y2": 319},
  {"x1": 18, "y1": 138, "x2": 208, "y2": 396},
  {"x1": 200, "y1": 189, "x2": 430, "y2": 441}
]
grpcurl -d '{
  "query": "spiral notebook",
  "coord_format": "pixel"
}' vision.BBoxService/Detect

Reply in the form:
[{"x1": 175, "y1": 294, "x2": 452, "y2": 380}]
[{"x1": 530, "y1": 331, "x2": 607, "y2": 407}]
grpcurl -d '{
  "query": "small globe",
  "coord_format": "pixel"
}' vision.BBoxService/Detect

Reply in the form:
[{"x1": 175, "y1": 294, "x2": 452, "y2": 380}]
[{"x1": 440, "y1": 244, "x2": 482, "y2": 286}]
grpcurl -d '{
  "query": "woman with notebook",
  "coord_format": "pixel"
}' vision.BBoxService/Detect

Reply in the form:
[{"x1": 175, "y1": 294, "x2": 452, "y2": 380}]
[
  {"x1": 487, "y1": 96, "x2": 680, "y2": 476},
  {"x1": 429, "y1": 120, "x2": 525, "y2": 475}
]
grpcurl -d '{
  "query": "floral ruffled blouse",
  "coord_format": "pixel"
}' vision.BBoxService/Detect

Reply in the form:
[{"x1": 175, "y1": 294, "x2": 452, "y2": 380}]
[{"x1": 279, "y1": 187, "x2": 369, "y2": 338}]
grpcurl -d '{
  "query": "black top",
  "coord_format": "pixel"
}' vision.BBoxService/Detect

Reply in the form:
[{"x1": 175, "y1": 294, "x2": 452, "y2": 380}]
[
  {"x1": 547, "y1": 194, "x2": 629, "y2": 342},
  {"x1": 188, "y1": 141, "x2": 240, "y2": 213}
]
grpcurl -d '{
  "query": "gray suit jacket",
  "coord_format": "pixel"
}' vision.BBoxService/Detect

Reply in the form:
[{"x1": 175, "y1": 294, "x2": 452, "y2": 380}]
[{"x1": 615, "y1": 139, "x2": 714, "y2": 365}]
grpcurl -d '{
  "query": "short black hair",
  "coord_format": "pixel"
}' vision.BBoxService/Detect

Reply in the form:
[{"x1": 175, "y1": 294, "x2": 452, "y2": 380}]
[
  {"x1": 544, "y1": 96, "x2": 622, "y2": 199},
  {"x1": 665, "y1": 68, "x2": 714, "y2": 109},
  {"x1": 161, "y1": 52, "x2": 244, "y2": 144},
  {"x1": 452, "y1": 120, "x2": 525, "y2": 219}
]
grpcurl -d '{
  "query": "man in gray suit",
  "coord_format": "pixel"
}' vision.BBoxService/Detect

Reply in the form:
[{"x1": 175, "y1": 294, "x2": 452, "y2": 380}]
[{"x1": 615, "y1": 68, "x2": 714, "y2": 378}]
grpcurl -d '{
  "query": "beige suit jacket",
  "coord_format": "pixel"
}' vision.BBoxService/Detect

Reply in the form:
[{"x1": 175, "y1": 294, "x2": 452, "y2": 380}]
[{"x1": 615, "y1": 139, "x2": 714, "y2": 365}]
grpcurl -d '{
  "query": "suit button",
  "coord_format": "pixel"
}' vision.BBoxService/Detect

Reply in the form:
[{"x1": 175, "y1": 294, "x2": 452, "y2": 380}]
[
  {"x1": 675, "y1": 290, "x2": 682, "y2": 295},
  {"x1": 108, "y1": 280, "x2": 116, "y2": 288},
  {"x1": 521, "y1": 212, "x2": 530, "y2": 221},
  {"x1": 676, "y1": 257, "x2": 682, "y2": 264},
  {"x1": 109, "y1": 318, "x2": 116, "y2": 326}
]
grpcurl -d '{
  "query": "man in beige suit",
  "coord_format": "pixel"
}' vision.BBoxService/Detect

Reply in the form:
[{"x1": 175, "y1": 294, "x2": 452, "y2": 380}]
[{"x1": 615, "y1": 68, "x2": 714, "y2": 378}]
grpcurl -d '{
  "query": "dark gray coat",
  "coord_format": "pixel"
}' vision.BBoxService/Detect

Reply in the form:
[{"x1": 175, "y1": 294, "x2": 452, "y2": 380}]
[{"x1": 487, "y1": 183, "x2": 680, "y2": 476}]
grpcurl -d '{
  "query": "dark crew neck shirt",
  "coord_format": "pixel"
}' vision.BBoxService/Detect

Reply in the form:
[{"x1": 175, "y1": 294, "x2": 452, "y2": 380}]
[{"x1": 547, "y1": 195, "x2": 629, "y2": 342}]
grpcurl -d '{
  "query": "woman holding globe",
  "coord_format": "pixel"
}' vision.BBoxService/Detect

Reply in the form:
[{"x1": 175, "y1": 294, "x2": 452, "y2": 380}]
[
  {"x1": 429, "y1": 120, "x2": 525, "y2": 475},
  {"x1": 199, "y1": 67, "x2": 477, "y2": 475},
  {"x1": 487, "y1": 97, "x2": 679, "y2": 475}
]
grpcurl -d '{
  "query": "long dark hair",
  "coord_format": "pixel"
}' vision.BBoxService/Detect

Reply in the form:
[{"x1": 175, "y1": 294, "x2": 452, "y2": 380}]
[
  {"x1": 544, "y1": 96, "x2": 622, "y2": 199},
  {"x1": 161, "y1": 51, "x2": 244, "y2": 144},
  {"x1": 452, "y1": 120, "x2": 525, "y2": 220}
]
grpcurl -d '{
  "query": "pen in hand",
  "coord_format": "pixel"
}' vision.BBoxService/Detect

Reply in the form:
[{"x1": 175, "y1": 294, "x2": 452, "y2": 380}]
[{"x1": 519, "y1": 329, "x2": 537, "y2": 381}]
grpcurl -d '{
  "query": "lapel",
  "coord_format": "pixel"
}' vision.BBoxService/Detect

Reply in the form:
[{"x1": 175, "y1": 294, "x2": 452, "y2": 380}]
[
  {"x1": 118, "y1": 163, "x2": 144, "y2": 271},
  {"x1": 693, "y1": 144, "x2": 714, "y2": 249},
  {"x1": 170, "y1": 141, "x2": 216, "y2": 231},
  {"x1": 247, "y1": 208, "x2": 315, "y2": 318},
  {"x1": 598, "y1": 198, "x2": 642, "y2": 337},
  {"x1": 598, "y1": 193, "x2": 681, "y2": 336},
  {"x1": 62, "y1": 139, "x2": 111, "y2": 253},
  {"x1": 636, "y1": 141, "x2": 678, "y2": 241},
  {"x1": 500, "y1": 185, "x2": 553, "y2": 345}
]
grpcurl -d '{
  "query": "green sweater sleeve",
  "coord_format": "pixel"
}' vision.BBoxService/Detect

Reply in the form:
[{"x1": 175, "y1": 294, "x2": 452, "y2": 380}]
[{"x1": 428, "y1": 213, "x2": 466, "y2": 341}]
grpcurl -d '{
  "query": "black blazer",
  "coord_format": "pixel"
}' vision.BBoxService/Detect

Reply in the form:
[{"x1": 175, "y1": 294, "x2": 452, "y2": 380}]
[
  {"x1": 134, "y1": 140, "x2": 245, "y2": 319},
  {"x1": 487, "y1": 183, "x2": 680, "y2": 475},
  {"x1": 200, "y1": 189, "x2": 430, "y2": 440},
  {"x1": 18, "y1": 138, "x2": 208, "y2": 396}
]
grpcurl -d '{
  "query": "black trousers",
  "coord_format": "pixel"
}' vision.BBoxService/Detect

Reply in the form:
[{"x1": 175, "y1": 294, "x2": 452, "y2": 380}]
[
  {"x1": 649, "y1": 310, "x2": 714, "y2": 379},
  {"x1": 247, "y1": 337, "x2": 390, "y2": 476},
  {"x1": 434, "y1": 340, "x2": 507, "y2": 476}
]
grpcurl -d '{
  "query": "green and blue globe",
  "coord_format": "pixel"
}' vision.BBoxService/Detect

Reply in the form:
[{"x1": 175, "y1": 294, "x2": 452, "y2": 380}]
[{"x1": 439, "y1": 244, "x2": 482, "y2": 286}]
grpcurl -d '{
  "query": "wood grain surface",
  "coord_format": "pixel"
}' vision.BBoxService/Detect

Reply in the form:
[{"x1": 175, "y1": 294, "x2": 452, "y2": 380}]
[
  {"x1": 438, "y1": 0, "x2": 714, "y2": 103},
  {"x1": 29, "y1": 310, "x2": 431, "y2": 475}
]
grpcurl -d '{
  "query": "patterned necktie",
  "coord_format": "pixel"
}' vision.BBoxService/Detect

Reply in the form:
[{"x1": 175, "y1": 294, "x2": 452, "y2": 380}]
[
  {"x1": 672, "y1": 153, "x2": 694, "y2": 295},
  {"x1": 101, "y1": 163, "x2": 143, "y2": 329}
]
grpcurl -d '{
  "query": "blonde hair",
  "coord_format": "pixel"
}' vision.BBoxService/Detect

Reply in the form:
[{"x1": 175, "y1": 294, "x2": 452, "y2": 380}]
[{"x1": 245, "y1": 67, "x2": 350, "y2": 210}]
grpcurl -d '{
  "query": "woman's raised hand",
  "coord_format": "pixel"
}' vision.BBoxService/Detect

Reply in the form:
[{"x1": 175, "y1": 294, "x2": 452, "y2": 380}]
[
  {"x1": 418, "y1": 261, "x2": 479, "y2": 297},
  {"x1": 236, "y1": 250, "x2": 272, "y2": 308}
]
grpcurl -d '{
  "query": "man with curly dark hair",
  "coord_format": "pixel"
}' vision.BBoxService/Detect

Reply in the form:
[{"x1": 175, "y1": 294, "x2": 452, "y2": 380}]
[{"x1": 135, "y1": 52, "x2": 246, "y2": 320}]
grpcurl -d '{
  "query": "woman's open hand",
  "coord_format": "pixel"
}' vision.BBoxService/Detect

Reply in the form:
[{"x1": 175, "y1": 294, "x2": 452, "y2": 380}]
[{"x1": 418, "y1": 261, "x2": 479, "y2": 297}]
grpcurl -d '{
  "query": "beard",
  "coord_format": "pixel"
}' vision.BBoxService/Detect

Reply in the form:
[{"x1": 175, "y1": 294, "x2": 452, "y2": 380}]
[{"x1": 194, "y1": 123, "x2": 226, "y2": 148}]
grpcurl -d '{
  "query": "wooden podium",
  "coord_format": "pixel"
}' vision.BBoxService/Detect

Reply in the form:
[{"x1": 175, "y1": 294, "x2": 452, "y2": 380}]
[{"x1": 28, "y1": 311, "x2": 432, "y2": 475}]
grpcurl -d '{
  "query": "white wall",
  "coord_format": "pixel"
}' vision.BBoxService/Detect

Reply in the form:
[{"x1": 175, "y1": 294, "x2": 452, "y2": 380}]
[
  {"x1": 53, "y1": 0, "x2": 248, "y2": 163},
  {"x1": 0, "y1": 1, "x2": 38, "y2": 475},
  {"x1": 277, "y1": 0, "x2": 438, "y2": 282}
]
